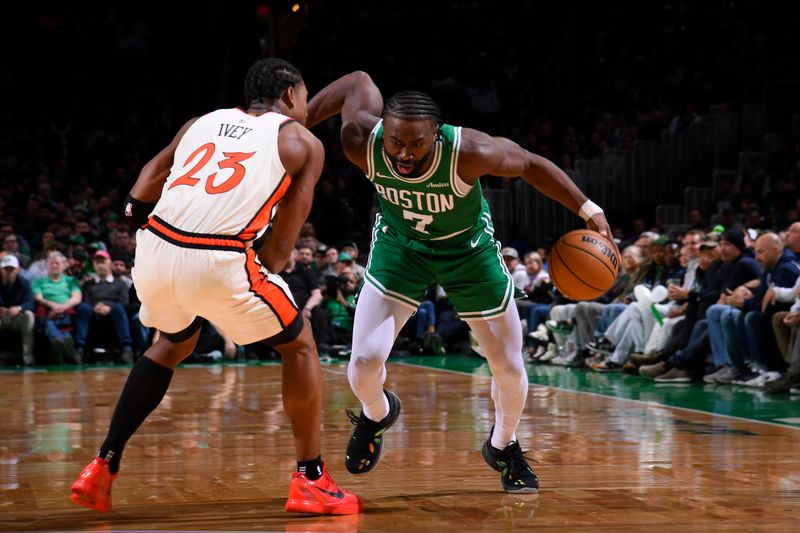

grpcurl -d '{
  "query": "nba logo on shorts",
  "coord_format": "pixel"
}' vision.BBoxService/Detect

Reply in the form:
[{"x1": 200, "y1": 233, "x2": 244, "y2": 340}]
[{"x1": 125, "y1": 203, "x2": 132, "y2": 217}]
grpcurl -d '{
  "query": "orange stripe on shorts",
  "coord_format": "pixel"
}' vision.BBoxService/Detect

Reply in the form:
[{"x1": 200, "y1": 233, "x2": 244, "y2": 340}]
[{"x1": 244, "y1": 248, "x2": 297, "y2": 328}]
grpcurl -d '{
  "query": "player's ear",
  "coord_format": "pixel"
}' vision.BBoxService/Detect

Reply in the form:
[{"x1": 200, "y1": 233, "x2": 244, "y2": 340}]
[{"x1": 283, "y1": 86, "x2": 296, "y2": 109}]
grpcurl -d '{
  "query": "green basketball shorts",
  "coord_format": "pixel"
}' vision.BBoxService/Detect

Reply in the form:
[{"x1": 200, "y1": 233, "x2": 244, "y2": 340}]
[{"x1": 364, "y1": 214, "x2": 514, "y2": 320}]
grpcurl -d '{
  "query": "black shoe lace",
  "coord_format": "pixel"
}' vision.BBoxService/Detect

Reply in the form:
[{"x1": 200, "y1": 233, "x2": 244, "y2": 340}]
[
  {"x1": 346, "y1": 409, "x2": 361, "y2": 426},
  {"x1": 347, "y1": 408, "x2": 381, "y2": 429},
  {"x1": 510, "y1": 447, "x2": 539, "y2": 465},
  {"x1": 506, "y1": 445, "x2": 539, "y2": 478}
]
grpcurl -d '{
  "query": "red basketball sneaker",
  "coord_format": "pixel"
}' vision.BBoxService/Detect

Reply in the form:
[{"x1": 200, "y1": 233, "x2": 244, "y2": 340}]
[
  {"x1": 70, "y1": 458, "x2": 117, "y2": 513},
  {"x1": 285, "y1": 465, "x2": 362, "y2": 515}
]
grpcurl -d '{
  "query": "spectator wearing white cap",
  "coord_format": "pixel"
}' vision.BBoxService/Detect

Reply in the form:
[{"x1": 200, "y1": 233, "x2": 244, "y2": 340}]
[{"x1": 0, "y1": 254, "x2": 36, "y2": 364}]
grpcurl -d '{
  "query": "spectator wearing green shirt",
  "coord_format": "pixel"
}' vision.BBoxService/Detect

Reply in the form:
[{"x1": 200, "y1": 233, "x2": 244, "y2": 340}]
[
  {"x1": 312, "y1": 270, "x2": 358, "y2": 351},
  {"x1": 32, "y1": 251, "x2": 83, "y2": 363}
]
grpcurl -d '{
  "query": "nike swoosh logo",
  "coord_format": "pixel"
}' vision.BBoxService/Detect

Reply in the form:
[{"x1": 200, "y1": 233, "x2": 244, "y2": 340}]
[
  {"x1": 316, "y1": 487, "x2": 346, "y2": 499},
  {"x1": 470, "y1": 236, "x2": 481, "y2": 248},
  {"x1": 375, "y1": 172, "x2": 395, "y2": 179}
]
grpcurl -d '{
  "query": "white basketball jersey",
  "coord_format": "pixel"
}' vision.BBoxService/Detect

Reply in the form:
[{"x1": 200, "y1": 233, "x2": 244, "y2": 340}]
[{"x1": 151, "y1": 109, "x2": 293, "y2": 241}]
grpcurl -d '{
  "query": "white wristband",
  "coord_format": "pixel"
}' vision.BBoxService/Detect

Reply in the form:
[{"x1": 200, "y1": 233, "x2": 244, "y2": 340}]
[{"x1": 579, "y1": 200, "x2": 603, "y2": 221}]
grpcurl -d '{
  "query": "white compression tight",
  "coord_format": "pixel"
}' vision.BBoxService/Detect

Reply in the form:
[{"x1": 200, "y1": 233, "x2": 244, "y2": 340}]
[
  {"x1": 348, "y1": 283, "x2": 415, "y2": 422},
  {"x1": 465, "y1": 305, "x2": 528, "y2": 449},
  {"x1": 348, "y1": 283, "x2": 529, "y2": 448}
]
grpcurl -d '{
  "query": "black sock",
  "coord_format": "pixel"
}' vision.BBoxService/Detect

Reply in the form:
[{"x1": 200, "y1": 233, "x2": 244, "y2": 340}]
[
  {"x1": 297, "y1": 455, "x2": 323, "y2": 480},
  {"x1": 98, "y1": 356, "x2": 174, "y2": 474}
]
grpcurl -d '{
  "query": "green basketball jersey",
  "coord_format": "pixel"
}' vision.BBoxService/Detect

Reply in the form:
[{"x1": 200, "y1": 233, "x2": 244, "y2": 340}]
[{"x1": 366, "y1": 121, "x2": 490, "y2": 242}]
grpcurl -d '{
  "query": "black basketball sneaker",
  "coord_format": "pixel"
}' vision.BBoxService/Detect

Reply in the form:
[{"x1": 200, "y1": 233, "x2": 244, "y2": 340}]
[
  {"x1": 482, "y1": 428, "x2": 539, "y2": 493},
  {"x1": 345, "y1": 390, "x2": 402, "y2": 474}
]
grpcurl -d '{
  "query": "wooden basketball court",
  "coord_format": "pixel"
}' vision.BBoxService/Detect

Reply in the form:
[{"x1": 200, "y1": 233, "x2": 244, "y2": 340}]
[{"x1": 1, "y1": 357, "x2": 798, "y2": 531}]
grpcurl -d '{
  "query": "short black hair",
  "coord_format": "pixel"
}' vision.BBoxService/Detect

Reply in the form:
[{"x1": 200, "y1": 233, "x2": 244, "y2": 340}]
[
  {"x1": 383, "y1": 91, "x2": 441, "y2": 124},
  {"x1": 244, "y1": 58, "x2": 303, "y2": 105}
]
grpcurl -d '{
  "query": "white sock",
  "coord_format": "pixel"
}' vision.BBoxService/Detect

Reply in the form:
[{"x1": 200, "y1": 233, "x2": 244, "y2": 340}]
[{"x1": 362, "y1": 391, "x2": 390, "y2": 423}]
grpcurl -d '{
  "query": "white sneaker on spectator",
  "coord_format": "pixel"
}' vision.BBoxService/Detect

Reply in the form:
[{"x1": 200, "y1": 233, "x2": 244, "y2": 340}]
[
  {"x1": 739, "y1": 370, "x2": 782, "y2": 388},
  {"x1": 198, "y1": 349, "x2": 222, "y2": 361},
  {"x1": 713, "y1": 365, "x2": 742, "y2": 384},
  {"x1": 552, "y1": 351, "x2": 576, "y2": 366},
  {"x1": 539, "y1": 343, "x2": 560, "y2": 362},
  {"x1": 731, "y1": 370, "x2": 758, "y2": 386},
  {"x1": 654, "y1": 367, "x2": 692, "y2": 383},
  {"x1": 528, "y1": 344, "x2": 547, "y2": 361},
  {"x1": 703, "y1": 365, "x2": 731, "y2": 384},
  {"x1": 586, "y1": 340, "x2": 614, "y2": 356},
  {"x1": 528, "y1": 324, "x2": 549, "y2": 343}
]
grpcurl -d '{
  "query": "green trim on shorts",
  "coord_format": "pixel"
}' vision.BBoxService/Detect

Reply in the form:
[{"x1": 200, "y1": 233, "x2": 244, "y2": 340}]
[
  {"x1": 364, "y1": 272, "x2": 422, "y2": 310},
  {"x1": 457, "y1": 277, "x2": 513, "y2": 320},
  {"x1": 364, "y1": 213, "x2": 422, "y2": 311}
]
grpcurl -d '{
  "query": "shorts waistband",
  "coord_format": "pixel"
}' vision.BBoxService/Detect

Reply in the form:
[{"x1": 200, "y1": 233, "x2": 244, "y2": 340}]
[{"x1": 146, "y1": 215, "x2": 248, "y2": 252}]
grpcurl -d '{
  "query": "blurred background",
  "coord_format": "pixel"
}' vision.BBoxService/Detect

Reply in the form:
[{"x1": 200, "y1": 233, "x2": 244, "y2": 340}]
[{"x1": 1, "y1": 0, "x2": 799, "y2": 248}]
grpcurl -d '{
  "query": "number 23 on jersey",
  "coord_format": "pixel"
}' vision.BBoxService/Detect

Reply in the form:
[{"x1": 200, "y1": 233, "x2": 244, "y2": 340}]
[{"x1": 168, "y1": 142, "x2": 255, "y2": 195}]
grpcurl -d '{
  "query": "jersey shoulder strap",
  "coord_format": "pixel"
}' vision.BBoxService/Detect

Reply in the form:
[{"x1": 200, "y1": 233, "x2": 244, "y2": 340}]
[{"x1": 365, "y1": 119, "x2": 384, "y2": 181}]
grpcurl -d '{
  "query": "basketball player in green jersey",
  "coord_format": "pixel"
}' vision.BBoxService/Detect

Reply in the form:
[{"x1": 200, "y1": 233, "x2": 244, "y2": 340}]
[{"x1": 306, "y1": 72, "x2": 614, "y2": 493}]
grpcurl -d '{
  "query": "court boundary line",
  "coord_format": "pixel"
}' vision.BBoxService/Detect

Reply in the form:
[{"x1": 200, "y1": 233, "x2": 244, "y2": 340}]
[{"x1": 395, "y1": 361, "x2": 800, "y2": 432}]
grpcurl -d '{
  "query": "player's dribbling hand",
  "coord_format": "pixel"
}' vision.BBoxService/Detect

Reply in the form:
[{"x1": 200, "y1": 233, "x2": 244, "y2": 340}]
[{"x1": 586, "y1": 213, "x2": 619, "y2": 257}]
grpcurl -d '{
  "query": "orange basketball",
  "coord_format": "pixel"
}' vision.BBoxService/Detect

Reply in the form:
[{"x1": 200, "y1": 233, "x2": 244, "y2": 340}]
[{"x1": 548, "y1": 229, "x2": 621, "y2": 301}]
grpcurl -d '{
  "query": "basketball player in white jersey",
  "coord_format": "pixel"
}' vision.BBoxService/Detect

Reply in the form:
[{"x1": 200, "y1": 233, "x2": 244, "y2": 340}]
[{"x1": 70, "y1": 58, "x2": 361, "y2": 515}]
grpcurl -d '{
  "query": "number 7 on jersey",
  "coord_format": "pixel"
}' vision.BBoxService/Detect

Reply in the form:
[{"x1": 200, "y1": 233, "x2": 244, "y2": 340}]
[{"x1": 403, "y1": 210, "x2": 434, "y2": 234}]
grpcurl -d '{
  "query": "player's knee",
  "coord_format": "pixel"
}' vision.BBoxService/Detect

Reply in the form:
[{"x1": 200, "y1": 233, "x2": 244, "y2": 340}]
[
  {"x1": 352, "y1": 334, "x2": 390, "y2": 362},
  {"x1": 293, "y1": 342, "x2": 316, "y2": 361},
  {"x1": 487, "y1": 349, "x2": 525, "y2": 377},
  {"x1": 496, "y1": 359, "x2": 521, "y2": 378},
  {"x1": 349, "y1": 352, "x2": 384, "y2": 376}
]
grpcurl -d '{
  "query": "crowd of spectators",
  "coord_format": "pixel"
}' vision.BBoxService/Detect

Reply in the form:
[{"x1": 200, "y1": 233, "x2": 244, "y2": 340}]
[{"x1": 519, "y1": 222, "x2": 800, "y2": 395}]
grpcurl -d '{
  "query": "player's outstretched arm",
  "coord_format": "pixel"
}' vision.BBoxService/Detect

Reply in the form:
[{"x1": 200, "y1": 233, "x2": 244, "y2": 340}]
[
  {"x1": 258, "y1": 124, "x2": 324, "y2": 273},
  {"x1": 459, "y1": 129, "x2": 616, "y2": 249},
  {"x1": 306, "y1": 71, "x2": 382, "y2": 172},
  {"x1": 306, "y1": 71, "x2": 382, "y2": 128}
]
